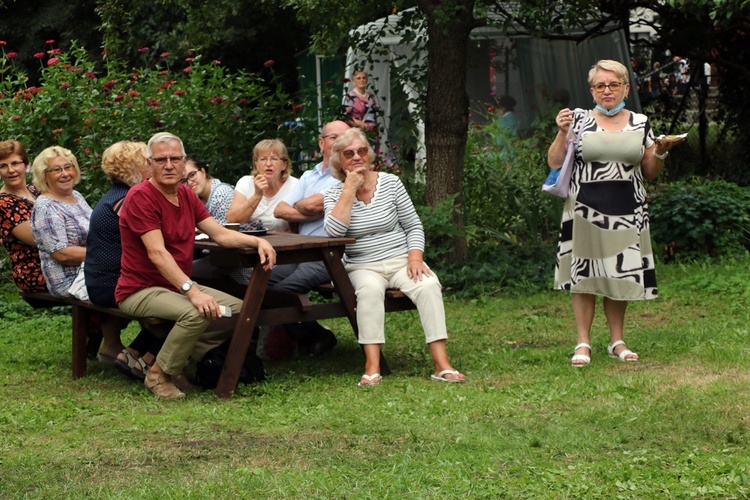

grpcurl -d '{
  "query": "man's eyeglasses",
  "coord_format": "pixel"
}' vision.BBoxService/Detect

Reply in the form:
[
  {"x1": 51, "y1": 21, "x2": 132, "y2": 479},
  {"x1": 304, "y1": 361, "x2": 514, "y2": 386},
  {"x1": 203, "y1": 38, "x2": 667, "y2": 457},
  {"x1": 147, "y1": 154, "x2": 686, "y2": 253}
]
[
  {"x1": 256, "y1": 156, "x2": 285, "y2": 164},
  {"x1": 180, "y1": 170, "x2": 199, "y2": 184},
  {"x1": 45, "y1": 164, "x2": 75, "y2": 175},
  {"x1": 0, "y1": 160, "x2": 25, "y2": 171},
  {"x1": 593, "y1": 82, "x2": 624, "y2": 93},
  {"x1": 341, "y1": 147, "x2": 368, "y2": 159},
  {"x1": 320, "y1": 134, "x2": 339, "y2": 141},
  {"x1": 151, "y1": 156, "x2": 185, "y2": 166}
]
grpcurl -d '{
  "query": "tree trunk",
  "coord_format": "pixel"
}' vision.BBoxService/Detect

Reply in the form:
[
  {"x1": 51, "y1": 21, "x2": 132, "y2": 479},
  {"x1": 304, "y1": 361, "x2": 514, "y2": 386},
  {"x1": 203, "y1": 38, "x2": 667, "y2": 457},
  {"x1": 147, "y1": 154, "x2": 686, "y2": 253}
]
[{"x1": 416, "y1": 0, "x2": 475, "y2": 262}]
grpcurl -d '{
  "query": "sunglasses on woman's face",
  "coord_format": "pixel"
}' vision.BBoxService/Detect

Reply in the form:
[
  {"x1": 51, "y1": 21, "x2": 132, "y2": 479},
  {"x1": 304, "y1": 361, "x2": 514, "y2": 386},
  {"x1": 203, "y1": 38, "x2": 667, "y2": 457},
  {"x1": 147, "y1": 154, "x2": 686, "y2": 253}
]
[{"x1": 341, "y1": 147, "x2": 368, "y2": 160}]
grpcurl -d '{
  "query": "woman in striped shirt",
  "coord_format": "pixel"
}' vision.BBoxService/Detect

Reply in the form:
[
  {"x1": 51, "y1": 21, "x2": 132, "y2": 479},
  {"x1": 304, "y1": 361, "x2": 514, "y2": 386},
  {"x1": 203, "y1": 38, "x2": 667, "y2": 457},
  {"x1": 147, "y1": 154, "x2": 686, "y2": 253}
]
[{"x1": 324, "y1": 128, "x2": 465, "y2": 387}]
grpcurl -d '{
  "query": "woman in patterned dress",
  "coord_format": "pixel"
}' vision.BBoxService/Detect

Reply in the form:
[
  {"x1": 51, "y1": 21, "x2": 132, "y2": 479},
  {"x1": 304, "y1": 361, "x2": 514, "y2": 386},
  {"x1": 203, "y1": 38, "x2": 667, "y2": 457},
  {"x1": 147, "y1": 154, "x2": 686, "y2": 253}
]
[
  {"x1": 547, "y1": 60, "x2": 684, "y2": 366},
  {"x1": 0, "y1": 140, "x2": 46, "y2": 292}
]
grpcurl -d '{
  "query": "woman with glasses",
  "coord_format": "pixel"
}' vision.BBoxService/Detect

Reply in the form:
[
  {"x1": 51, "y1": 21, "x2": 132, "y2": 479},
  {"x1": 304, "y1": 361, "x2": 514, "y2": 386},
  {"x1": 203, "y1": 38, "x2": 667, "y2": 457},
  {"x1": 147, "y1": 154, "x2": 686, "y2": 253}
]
[
  {"x1": 181, "y1": 158, "x2": 239, "y2": 227},
  {"x1": 226, "y1": 139, "x2": 298, "y2": 232},
  {"x1": 29, "y1": 146, "x2": 93, "y2": 297},
  {"x1": 324, "y1": 128, "x2": 465, "y2": 387},
  {"x1": 0, "y1": 140, "x2": 46, "y2": 292},
  {"x1": 547, "y1": 59, "x2": 684, "y2": 366}
]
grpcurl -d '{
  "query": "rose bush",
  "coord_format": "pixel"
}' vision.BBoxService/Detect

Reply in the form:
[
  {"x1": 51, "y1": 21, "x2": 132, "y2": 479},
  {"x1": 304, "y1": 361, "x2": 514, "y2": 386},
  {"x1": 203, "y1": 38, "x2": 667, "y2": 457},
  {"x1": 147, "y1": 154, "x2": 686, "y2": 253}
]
[{"x1": 1, "y1": 41, "x2": 303, "y2": 201}]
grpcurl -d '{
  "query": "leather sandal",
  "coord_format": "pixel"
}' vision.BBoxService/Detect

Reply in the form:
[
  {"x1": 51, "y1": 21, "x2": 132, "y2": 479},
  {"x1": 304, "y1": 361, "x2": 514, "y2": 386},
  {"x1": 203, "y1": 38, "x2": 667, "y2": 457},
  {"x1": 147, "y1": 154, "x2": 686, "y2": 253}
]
[
  {"x1": 608, "y1": 340, "x2": 638, "y2": 361},
  {"x1": 114, "y1": 349, "x2": 148, "y2": 381},
  {"x1": 571, "y1": 343, "x2": 591, "y2": 367},
  {"x1": 144, "y1": 372, "x2": 185, "y2": 399}
]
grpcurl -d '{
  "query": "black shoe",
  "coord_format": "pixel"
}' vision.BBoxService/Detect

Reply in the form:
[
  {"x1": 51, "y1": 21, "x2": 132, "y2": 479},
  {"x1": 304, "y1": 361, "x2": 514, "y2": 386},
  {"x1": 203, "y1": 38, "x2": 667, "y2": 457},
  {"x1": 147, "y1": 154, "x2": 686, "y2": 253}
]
[{"x1": 308, "y1": 328, "x2": 337, "y2": 357}]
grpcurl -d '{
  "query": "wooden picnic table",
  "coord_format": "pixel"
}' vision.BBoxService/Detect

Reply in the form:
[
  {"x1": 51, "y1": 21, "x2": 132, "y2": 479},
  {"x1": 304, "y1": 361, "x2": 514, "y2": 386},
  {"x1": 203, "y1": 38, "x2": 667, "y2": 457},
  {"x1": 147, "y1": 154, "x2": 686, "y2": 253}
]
[{"x1": 195, "y1": 232, "x2": 377, "y2": 398}]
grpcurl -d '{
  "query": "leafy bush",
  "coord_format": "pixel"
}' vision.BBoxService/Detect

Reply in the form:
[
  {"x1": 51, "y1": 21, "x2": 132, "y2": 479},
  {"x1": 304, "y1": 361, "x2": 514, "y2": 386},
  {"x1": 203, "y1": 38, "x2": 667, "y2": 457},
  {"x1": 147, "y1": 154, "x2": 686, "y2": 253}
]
[
  {"x1": 649, "y1": 178, "x2": 750, "y2": 261},
  {"x1": 414, "y1": 117, "x2": 560, "y2": 295},
  {"x1": 1, "y1": 41, "x2": 302, "y2": 201}
]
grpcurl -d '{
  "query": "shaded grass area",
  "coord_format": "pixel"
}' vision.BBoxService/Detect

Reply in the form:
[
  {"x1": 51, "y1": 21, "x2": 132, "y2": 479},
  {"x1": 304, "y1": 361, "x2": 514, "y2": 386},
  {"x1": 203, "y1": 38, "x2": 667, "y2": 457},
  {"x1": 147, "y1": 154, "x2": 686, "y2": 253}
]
[{"x1": 1, "y1": 260, "x2": 749, "y2": 498}]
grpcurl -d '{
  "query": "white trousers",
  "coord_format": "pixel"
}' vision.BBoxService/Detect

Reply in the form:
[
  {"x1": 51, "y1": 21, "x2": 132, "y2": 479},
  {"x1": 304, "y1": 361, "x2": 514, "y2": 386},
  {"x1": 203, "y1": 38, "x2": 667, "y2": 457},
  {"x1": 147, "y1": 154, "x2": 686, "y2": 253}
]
[{"x1": 345, "y1": 256, "x2": 448, "y2": 345}]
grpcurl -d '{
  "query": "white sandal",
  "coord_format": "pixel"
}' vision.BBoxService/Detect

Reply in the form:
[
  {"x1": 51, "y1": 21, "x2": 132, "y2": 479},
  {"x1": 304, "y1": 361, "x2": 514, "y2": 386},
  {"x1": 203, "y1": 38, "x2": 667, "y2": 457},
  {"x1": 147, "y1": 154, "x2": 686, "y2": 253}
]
[
  {"x1": 571, "y1": 343, "x2": 591, "y2": 367},
  {"x1": 607, "y1": 340, "x2": 639, "y2": 362},
  {"x1": 357, "y1": 373, "x2": 382, "y2": 387}
]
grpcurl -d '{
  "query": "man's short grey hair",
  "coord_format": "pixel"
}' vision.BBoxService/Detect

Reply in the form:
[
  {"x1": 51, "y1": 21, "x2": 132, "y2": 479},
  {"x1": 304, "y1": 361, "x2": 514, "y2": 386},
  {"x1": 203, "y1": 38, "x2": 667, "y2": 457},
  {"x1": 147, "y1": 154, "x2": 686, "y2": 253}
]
[{"x1": 147, "y1": 132, "x2": 186, "y2": 158}]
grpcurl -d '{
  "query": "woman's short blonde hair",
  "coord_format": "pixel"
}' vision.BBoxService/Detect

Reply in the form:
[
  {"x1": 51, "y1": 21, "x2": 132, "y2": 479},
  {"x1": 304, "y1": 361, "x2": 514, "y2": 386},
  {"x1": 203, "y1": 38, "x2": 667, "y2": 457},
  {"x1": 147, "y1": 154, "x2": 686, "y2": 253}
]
[
  {"x1": 101, "y1": 141, "x2": 148, "y2": 187},
  {"x1": 588, "y1": 59, "x2": 630, "y2": 86},
  {"x1": 31, "y1": 146, "x2": 81, "y2": 192},
  {"x1": 251, "y1": 139, "x2": 291, "y2": 181},
  {"x1": 328, "y1": 128, "x2": 376, "y2": 182}
]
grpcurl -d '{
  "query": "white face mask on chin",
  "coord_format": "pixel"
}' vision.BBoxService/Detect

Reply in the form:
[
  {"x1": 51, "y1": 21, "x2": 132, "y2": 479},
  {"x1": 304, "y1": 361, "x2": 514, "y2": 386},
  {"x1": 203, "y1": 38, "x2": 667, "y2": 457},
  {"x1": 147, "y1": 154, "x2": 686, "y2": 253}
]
[{"x1": 596, "y1": 101, "x2": 626, "y2": 116}]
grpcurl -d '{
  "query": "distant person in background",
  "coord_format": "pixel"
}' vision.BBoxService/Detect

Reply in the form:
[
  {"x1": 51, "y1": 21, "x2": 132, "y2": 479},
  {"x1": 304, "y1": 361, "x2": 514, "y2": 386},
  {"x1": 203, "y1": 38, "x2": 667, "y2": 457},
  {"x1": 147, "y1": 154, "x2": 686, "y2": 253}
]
[
  {"x1": 342, "y1": 70, "x2": 378, "y2": 133},
  {"x1": 342, "y1": 70, "x2": 380, "y2": 154},
  {"x1": 0, "y1": 140, "x2": 46, "y2": 292},
  {"x1": 494, "y1": 95, "x2": 520, "y2": 158},
  {"x1": 494, "y1": 95, "x2": 520, "y2": 136}
]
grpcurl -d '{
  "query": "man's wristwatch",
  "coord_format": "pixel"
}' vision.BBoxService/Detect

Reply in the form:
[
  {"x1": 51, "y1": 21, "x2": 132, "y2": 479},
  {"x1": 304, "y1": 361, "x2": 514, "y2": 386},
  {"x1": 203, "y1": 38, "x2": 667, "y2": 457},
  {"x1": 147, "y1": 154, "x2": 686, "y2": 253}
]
[
  {"x1": 653, "y1": 150, "x2": 669, "y2": 160},
  {"x1": 180, "y1": 280, "x2": 195, "y2": 294}
]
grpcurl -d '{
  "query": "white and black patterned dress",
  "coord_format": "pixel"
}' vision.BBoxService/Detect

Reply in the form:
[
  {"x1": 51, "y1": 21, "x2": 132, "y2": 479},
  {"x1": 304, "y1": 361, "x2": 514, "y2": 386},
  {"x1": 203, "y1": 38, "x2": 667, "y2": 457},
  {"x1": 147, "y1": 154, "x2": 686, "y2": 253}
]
[{"x1": 554, "y1": 109, "x2": 658, "y2": 300}]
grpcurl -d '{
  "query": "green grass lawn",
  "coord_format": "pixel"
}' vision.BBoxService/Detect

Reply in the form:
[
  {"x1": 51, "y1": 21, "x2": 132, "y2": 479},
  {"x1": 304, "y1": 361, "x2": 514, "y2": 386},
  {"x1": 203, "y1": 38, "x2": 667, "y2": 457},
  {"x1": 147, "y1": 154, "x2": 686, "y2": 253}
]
[{"x1": 1, "y1": 259, "x2": 749, "y2": 498}]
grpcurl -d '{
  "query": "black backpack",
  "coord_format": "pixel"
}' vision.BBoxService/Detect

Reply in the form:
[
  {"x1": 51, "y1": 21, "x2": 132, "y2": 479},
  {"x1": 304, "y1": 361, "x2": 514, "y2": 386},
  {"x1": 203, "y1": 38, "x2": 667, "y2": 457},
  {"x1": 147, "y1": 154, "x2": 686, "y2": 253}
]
[{"x1": 196, "y1": 340, "x2": 266, "y2": 389}]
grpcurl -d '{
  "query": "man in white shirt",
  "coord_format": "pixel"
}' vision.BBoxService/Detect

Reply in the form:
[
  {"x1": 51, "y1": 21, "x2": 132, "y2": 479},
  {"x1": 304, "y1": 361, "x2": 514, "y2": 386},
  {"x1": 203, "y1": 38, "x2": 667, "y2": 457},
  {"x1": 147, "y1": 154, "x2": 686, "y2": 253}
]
[{"x1": 270, "y1": 120, "x2": 350, "y2": 356}]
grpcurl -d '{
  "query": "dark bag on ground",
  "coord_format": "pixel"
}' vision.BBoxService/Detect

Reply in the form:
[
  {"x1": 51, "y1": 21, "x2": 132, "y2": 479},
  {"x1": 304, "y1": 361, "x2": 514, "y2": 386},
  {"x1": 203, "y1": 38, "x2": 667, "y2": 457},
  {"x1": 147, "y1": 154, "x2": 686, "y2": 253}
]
[{"x1": 196, "y1": 340, "x2": 266, "y2": 389}]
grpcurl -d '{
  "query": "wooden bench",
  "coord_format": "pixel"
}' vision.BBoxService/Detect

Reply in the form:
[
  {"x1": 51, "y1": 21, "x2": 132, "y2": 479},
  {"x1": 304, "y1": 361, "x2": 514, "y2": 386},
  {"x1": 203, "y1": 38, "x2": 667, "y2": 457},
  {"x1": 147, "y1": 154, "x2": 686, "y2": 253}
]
[
  {"x1": 19, "y1": 292, "x2": 189, "y2": 380},
  {"x1": 21, "y1": 292, "x2": 142, "y2": 379}
]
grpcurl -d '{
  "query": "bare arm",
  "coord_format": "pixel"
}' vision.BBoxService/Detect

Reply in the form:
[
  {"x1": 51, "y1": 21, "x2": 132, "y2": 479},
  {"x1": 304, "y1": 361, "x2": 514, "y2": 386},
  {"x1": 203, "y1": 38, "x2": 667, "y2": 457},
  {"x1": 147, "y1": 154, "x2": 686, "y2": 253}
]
[
  {"x1": 11, "y1": 221, "x2": 37, "y2": 247},
  {"x1": 641, "y1": 137, "x2": 684, "y2": 181},
  {"x1": 51, "y1": 245, "x2": 86, "y2": 266},
  {"x1": 198, "y1": 216, "x2": 276, "y2": 270},
  {"x1": 226, "y1": 175, "x2": 269, "y2": 224},
  {"x1": 273, "y1": 193, "x2": 325, "y2": 223},
  {"x1": 141, "y1": 228, "x2": 223, "y2": 318}
]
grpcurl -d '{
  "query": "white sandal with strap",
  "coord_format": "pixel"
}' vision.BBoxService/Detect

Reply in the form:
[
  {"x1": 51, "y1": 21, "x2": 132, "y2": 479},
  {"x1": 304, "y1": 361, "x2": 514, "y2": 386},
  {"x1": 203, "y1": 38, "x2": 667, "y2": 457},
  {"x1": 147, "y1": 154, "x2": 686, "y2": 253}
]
[
  {"x1": 357, "y1": 373, "x2": 382, "y2": 387},
  {"x1": 571, "y1": 343, "x2": 591, "y2": 367},
  {"x1": 607, "y1": 340, "x2": 639, "y2": 362}
]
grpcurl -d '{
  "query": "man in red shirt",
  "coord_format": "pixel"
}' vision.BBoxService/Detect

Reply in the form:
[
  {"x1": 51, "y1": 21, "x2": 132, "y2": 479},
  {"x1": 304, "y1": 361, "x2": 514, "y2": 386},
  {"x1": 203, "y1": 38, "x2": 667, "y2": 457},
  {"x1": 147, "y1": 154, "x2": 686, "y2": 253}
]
[{"x1": 117, "y1": 132, "x2": 275, "y2": 399}]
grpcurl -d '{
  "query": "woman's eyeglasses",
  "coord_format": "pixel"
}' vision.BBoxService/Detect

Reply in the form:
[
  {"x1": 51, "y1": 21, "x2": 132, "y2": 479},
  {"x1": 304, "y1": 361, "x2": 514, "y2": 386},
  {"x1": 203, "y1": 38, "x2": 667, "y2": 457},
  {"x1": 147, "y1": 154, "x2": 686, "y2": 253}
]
[
  {"x1": 180, "y1": 170, "x2": 199, "y2": 184},
  {"x1": 45, "y1": 164, "x2": 75, "y2": 175},
  {"x1": 593, "y1": 82, "x2": 624, "y2": 93},
  {"x1": 341, "y1": 147, "x2": 368, "y2": 159},
  {"x1": 0, "y1": 160, "x2": 25, "y2": 172}
]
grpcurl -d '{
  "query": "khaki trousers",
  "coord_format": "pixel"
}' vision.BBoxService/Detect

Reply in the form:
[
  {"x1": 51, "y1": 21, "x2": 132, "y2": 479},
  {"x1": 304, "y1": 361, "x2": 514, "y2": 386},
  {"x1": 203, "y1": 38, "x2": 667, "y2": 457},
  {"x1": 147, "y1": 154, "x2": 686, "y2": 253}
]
[{"x1": 118, "y1": 285, "x2": 242, "y2": 375}]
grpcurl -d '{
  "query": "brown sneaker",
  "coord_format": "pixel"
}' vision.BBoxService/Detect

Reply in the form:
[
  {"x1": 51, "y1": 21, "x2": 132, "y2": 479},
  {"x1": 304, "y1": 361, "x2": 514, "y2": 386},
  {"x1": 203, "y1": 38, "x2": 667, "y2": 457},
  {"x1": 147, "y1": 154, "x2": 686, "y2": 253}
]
[
  {"x1": 144, "y1": 372, "x2": 185, "y2": 399},
  {"x1": 173, "y1": 371, "x2": 204, "y2": 393}
]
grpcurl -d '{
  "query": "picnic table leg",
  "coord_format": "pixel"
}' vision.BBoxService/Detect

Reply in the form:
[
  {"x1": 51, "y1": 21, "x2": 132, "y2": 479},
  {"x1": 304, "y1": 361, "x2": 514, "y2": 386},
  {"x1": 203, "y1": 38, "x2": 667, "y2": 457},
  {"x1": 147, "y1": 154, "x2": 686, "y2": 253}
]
[
  {"x1": 71, "y1": 305, "x2": 89, "y2": 379},
  {"x1": 215, "y1": 263, "x2": 269, "y2": 399},
  {"x1": 321, "y1": 247, "x2": 391, "y2": 376}
]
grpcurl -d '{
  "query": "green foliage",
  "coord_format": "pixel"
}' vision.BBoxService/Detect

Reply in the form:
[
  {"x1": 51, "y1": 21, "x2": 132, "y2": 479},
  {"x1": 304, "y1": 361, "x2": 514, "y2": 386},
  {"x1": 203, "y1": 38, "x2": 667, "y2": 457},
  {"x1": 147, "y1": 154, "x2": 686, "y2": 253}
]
[
  {"x1": 0, "y1": 41, "x2": 303, "y2": 200},
  {"x1": 413, "y1": 116, "x2": 560, "y2": 295},
  {"x1": 649, "y1": 178, "x2": 750, "y2": 261}
]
